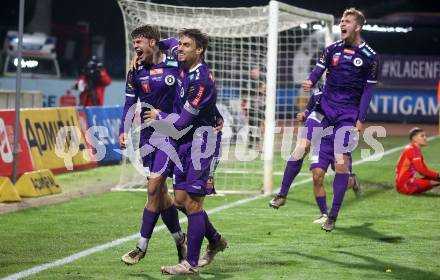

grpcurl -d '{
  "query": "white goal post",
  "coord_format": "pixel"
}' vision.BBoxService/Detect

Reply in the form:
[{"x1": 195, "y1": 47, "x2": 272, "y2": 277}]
[{"x1": 116, "y1": 0, "x2": 334, "y2": 194}]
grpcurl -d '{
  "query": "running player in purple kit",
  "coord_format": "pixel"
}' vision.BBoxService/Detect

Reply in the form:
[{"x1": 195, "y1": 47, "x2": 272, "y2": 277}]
[
  {"x1": 145, "y1": 29, "x2": 227, "y2": 275},
  {"x1": 119, "y1": 25, "x2": 186, "y2": 265},
  {"x1": 271, "y1": 8, "x2": 378, "y2": 232}
]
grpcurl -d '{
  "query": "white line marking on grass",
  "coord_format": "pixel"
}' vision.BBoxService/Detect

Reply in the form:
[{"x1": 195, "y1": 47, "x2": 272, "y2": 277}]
[{"x1": 3, "y1": 136, "x2": 438, "y2": 280}]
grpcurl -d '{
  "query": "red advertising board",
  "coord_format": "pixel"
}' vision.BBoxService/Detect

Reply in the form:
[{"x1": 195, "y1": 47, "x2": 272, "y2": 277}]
[{"x1": 0, "y1": 110, "x2": 34, "y2": 177}]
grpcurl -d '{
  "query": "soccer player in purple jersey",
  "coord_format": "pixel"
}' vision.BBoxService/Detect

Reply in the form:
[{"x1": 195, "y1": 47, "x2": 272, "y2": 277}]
[
  {"x1": 119, "y1": 25, "x2": 186, "y2": 265},
  {"x1": 271, "y1": 8, "x2": 378, "y2": 232},
  {"x1": 145, "y1": 29, "x2": 227, "y2": 275}
]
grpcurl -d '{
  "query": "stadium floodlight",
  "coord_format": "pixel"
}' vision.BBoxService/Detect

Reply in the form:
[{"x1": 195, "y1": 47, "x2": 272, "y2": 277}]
[{"x1": 116, "y1": 0, "x2": 333, "y2": 194}]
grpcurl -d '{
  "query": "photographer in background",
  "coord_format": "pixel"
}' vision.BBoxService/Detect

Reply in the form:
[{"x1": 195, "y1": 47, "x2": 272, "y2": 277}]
[{"x1": 70, "y1": 56, "x2": 112, "y2": 106}]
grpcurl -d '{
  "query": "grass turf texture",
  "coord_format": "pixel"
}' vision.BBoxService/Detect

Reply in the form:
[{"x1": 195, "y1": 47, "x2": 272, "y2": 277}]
[{"x1": 1, "y1": 136, "x2": 439, "y2": 279}]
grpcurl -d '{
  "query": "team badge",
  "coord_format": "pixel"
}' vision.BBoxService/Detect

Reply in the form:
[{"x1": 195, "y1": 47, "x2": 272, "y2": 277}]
[
  {"x1": 180, "y1": 87, "x2": 185, "y2": 97},
  {"x1": 353, "y1": 57, "x2": 363, "y2": 67},
  {"x1": 165, "y1": 75, "x2": 175, "y2": 86}
]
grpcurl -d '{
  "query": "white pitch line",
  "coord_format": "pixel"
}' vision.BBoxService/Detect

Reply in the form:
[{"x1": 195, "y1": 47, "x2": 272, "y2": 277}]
[{"x1": 2, "y1": 136, "x2": 438, "y2": 280}]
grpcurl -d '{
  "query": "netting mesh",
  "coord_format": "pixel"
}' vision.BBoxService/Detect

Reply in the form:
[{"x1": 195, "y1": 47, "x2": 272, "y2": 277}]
[{"x1": 116, "y1": 0, "x2": 333, "y2": 193}]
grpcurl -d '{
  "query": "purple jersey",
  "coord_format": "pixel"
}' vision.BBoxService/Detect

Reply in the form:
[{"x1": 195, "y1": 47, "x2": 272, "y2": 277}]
[
  {"x1": 120, "y1": 55, "x2": 179, "y2": 143},
  {"x1": 308, "y1": 40, "x2": 379, "y2": 123},
  {"x1": 174, "y1": 63, "x2": 218, "y2": 143}
]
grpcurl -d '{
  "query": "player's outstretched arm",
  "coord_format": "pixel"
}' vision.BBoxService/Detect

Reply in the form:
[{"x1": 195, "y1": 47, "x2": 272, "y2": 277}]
[{"x1": 412, "y1": 157, "x2": 439, "y2": 179}]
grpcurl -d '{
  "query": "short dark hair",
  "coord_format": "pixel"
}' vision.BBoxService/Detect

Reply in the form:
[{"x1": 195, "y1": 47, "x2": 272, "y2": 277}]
[
  {"x1": 342, "y1": 8, "x2": 366, "y2": 26},
  {"x1": 409, "y1": 127, "x2": 424, "y2": 140},
  {"x1": 131, "y1": 25, "x2": 160, "y2": 42},
  {"x1": 178, "y1": 29, "x2": 209, "y2": 56}
]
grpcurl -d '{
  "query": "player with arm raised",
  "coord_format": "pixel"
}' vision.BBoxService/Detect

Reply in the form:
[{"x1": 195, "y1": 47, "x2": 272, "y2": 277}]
[
  {"x1": 119, "y1": 25, "x2": 186, "y2": 265},
  {"x1": 313, "y1": 8, "x2": 378, "y2": 232},
  {"x1": 146, "y1": 29, "x2": 227, "y2": 275},
  {"x1": 271, "y1": 8, "x2": 378, "y2": 232},
  {"x1": 396, "y1": 128, "x2": 440, "y2": 195}
]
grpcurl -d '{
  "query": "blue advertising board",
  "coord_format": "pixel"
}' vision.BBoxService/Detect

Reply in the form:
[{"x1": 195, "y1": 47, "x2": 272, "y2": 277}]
[
  {"x1": 366, "y1": 89, "x2": 438, "y2": 123},
  {"x1": 78, "y1": 106, "x2": 123, "y2": 164}
]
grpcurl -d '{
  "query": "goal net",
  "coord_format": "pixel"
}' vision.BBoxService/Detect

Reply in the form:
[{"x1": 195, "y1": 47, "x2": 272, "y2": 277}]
[{"x1": 115, "y1": 0, "x2": 333, "y2": 194}]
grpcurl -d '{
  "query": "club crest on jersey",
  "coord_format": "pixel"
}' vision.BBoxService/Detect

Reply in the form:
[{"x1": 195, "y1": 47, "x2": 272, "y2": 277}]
[
  {"x1": 165, "y1": 75, "x2": 175, "y2": 86},
  {"x1": 353, "y1": 57, "x2": 363, "y2": 67},
  {"x1": 180, "y1": 87, "x2": 185, "y2": 97}
]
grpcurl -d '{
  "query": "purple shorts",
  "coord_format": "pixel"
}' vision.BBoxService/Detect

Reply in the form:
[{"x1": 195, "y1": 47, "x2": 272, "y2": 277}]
[
  {"x1": 303, "y1": 110, "x2": 331, "y2": 141},
  {"x1": 310, "y1": 136, "x2": 353, "y2": 173},
  {"x1": 173, "y1": 132, "x2": 221, "y2": 196},
  {"x1": 139, "y1": 135, "x2": 176, "y2": 178}
]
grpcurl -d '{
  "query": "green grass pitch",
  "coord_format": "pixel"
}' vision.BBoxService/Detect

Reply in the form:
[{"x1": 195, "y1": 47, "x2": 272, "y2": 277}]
[{"x1": 1, "y1": 136, "x2": 439, "y2": 279}]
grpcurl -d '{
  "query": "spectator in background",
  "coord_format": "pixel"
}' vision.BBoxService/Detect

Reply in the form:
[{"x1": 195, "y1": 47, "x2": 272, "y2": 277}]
[
  {"x1": 241, "y1": 65, "x2": 266, "y2": 149},
  {"x1": 70, "y1": 56, "x2": 111, "y2": 106}
]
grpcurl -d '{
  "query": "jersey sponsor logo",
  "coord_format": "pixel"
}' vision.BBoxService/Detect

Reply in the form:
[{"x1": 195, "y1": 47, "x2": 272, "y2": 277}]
[
  {"x1": 361, "y1": 48, "x2": 372, "y2": 57},
  {"x1": 343, "y1": 55, "x2": 352, "y2": 60},
  {"x1": 343, "y1": 48, "x2": 355, "y2": 55},
  {"x1": 180, "y1": 87, "x2": 185, "y2": 97},
  {"x1": 165, "y1": 75, "x2": 175, "y2": 86},
  {"x1": 141, "y1": 82, "x2": 151, "y2": 93},
  {"x1": 151, "y1": 76, "x2": 162, "y2": 82},
  {"x1": 191, "y1": 185, "x2": 202, "y2": 190},
  {"x1": 150, "y1": 68, "x2": 163, "y2": 75},
  {"x1": 191, "y1": 86, "x2": 205, "y2": 106},
  {"x1": 166, "y1": 60, "x2": 178, "y2": 67},
  {"x1": 353, "y1": 57, "x2": 363, "y2": 67},
  {"x1": 332, "y1": 54, "x2": 340, "y2": 66}
]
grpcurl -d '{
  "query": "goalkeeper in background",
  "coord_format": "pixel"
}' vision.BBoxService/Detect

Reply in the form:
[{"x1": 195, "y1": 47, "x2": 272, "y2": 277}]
[{"x1": 396, "y1": 128, "x2": 440, "y2": 194}]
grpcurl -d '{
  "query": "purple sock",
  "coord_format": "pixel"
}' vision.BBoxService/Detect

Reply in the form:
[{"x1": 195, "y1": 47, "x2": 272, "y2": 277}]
[
  {"x1": 330, "y1": 173, "x2": 349, "y2": 218},
  {"x1": 161, "y1": 205, "x2": 181, "y2": 234},
  {"x1": 315, "y1": 196, "x2": 327, "y2": 215},
  {"x1": 186, "y1": 211, "x2": 206, "y2": 267},
  {"x1": 203, "y1": 211, "x2": 220, "y2": 244},
  {"x1": 279, "y1": 158, "x2": 304, "y2": 196},
  {"x1": 140, "y1": 208, "x2": 160, "y2": 239}
]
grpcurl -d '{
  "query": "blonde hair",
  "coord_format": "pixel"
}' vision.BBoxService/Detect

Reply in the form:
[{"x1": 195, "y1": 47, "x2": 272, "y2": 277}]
[{"x1": 343, "y1": 8, "x2": 366, "y2": 26}]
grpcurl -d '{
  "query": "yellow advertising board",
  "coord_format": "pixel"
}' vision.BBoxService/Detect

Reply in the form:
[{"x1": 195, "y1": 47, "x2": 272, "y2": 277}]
[
  {"x1": 20, "y1": 107, "x2": 96, "y2": 173},
  {"x1": 0, "y1": 176, "x2": 21, "y2": 202},
  {"x1": 15, "y1": 169, "x2": 62, "y2": 197}
]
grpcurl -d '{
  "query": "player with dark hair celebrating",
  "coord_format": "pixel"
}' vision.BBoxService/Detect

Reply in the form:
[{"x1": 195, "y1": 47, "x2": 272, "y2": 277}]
[{"x1": 119, "y1": 25, "x2": 186, "y2": 266}]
